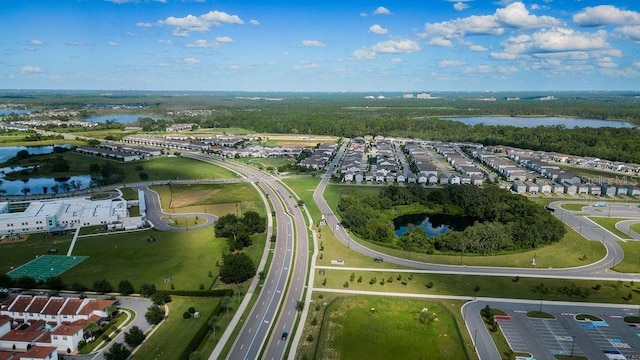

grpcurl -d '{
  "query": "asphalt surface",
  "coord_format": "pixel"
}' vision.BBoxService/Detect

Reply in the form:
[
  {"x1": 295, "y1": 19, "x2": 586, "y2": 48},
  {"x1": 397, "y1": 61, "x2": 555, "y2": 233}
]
[
  {"x1": 139, "y1": 185, "x2": 217, "y2": 232},
  {"x1": 183, "y1": 153, "x2": 309, "y2": 360}
]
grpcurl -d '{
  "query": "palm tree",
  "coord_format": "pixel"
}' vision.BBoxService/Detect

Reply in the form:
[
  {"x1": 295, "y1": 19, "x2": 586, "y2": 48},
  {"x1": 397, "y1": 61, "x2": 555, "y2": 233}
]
[
  {"x1": 42, "y1": 186, "x2": 48, "y2": 196},
  {"x1": 51, "y1": 185, "x2": 59, "y2": 197},
  {"x1": 84, "y1": 321, "x2": 99, "y2": 339},
  {"x1": 60, "y1": 182, "x2": 71, "y2": 193},
  {"x1": 21, "y1": 187, "x2": 30, "y2": 199},
  {"x1": 208, "y1": 315, "x2": 219, "y2": 341}
]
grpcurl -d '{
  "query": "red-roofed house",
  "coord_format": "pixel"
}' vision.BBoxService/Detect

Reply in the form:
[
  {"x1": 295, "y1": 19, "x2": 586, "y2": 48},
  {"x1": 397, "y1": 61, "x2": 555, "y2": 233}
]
[
  {"x1": 0, "y1": 330, "x2": 45, "y2": 350},
  {"x1": 0, "y1": 351, "x2": 14, "y2": 360},
  {"x1": 4, "y1": 296, "x2": 32, "y2": 322},
  {"x1": 38, "y1": 299, "x2": 64, "y2": 324},
  {"x1": 58, "y1": 300, "x2": 82, "y2": 324},
  {"x1": 0, "y1": 316, "x2": 11, "y2": 337},
  {"x1": 49, "y1": 325, "x2": 83, "y2": 352},
  {"x1": 24, "y1": 298, "x2": 48, "y2": 322},
  {"x1": 14, "y1": 345, "x2": 58, "y2": 360},
  {"x1": 78, "y1": 300, "x2": 115, "y2": 320}
]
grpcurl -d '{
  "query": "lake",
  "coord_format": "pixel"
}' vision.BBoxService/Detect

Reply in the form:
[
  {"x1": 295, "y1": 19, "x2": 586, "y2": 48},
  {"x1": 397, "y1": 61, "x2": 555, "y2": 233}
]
[
  {"x1": 394, "y1": 213, "x2": 475, "y2": 237},
  {"x1": 0, "y1": 109, "x2": 30, "y2": 116},
  {"x1": 0, "y1": 145, "x2": 71, "y2": 163},
  {"x1": 445, "y1": 116, "x2": 635, "y2": 128},
  {"x1": 86, "y1": 114, "x2": 158, "y2": 123},
  {"x1": 0, "y1": 175, "x2": 92, "y2": 195}
]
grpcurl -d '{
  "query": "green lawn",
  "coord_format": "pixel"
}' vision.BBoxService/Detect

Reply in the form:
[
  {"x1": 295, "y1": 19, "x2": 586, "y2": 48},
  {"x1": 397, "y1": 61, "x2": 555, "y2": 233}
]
[
  {"x1": 310, "y1": 296, "x2": 467, "y2": 360},
  {"x1": 237, "y1": 157, "x2": 293, "y2": 170},
  {"x1": 134, "y1": 296, "x2": 220, "y2": 360},
  {"x1": 0, "y1": 233, "x2": 73, "y2": 274},
  {"x1": 614, "y1": 241, "x2": 640, "y2": 273},
  {"x1": 282, "y1": 177, "x2": 322, "y2": 224},
  {"x1": 632, "y1": 223, "x2": 640, "y2": 234},
  {"x1": 316, "y1": 269, "x2": 639, "y2": 305},
  {"x1": 5, "y1": 152, "x2": 238, "y2": 183},
  {"x1": 63, "y1": 228, "x2": 226, "y2": 291},
  {"x1": 588, "y1": 217, "x2": 633, "y2": 239},
  {"x1": 323, "y1": 184, "x2": 383, "y2": 219},
  {"x1": 561, "y1": 203, "x2": 586, "y2": 211}
]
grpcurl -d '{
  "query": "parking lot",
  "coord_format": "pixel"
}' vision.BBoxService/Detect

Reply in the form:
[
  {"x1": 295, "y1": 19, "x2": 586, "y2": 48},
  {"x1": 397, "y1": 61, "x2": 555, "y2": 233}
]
[{"x1": 495, "y1": 305, "x2": 640, "y2": 360}]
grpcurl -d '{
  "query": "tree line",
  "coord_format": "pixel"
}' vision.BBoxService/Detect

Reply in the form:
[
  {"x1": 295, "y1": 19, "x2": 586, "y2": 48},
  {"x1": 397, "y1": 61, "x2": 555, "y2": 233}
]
[{"x1": 338, "y1": 184, "x2": 566, "y2": 255}]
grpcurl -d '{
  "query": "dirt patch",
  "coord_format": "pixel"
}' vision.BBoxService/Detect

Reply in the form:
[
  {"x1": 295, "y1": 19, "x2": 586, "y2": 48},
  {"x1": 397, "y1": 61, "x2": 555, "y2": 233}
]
[{"x1": 0, "y1": 234, "x2": 29, "y2": 244}]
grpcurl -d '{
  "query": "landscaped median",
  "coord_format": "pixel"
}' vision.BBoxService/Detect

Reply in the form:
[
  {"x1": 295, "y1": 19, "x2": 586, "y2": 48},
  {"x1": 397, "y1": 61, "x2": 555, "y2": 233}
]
[{"x1": 314, "y1": 268, "x2": 640, "y2": 305}]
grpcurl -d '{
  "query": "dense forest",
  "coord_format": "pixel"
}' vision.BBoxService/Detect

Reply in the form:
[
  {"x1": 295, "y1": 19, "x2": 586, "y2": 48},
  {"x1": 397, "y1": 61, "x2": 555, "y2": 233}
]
[
  {"x1": 2, "y1": 90, "x2": 640, "y2": 162},
  {"x1": 338, "y1": 184, "x2": 566, "y2": 255}
]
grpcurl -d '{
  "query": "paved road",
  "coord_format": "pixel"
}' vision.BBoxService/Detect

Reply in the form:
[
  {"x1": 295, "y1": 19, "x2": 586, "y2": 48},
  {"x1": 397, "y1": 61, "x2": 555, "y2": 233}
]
[
  {"x1": 183, "y1": 153, "x2": 309, "y2": 360},
  {"x1": 140, "y1": 186, "x2": 217, "y2": 232}
]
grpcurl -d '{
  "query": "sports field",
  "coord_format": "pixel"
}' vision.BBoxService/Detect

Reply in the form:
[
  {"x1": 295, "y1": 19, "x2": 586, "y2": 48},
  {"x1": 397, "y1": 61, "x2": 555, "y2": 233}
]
[{"x1": 7, "y1": 255, "x2": 88, "y2": 281}]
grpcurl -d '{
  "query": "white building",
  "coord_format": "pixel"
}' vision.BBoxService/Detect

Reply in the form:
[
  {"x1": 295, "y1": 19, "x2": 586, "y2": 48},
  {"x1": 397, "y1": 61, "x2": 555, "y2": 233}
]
[{"x1": 0, "y1": 198, "x2": 142, "y2": 236}]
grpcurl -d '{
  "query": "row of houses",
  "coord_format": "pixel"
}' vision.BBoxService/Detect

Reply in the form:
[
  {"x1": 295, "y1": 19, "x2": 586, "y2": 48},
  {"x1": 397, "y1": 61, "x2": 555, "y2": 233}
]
[
  {"x1": 511, "y1": 179, "x2": 640, "y2": 196},
  {"x1": 298, "y1": 143, "x2": 337, "y2": 170},
  {"x1": 76, "y1": 143, "x2": 161, "y2": 162},
  {"x1": 0, "y1": 294, "x2": 116, "y2": 354}
]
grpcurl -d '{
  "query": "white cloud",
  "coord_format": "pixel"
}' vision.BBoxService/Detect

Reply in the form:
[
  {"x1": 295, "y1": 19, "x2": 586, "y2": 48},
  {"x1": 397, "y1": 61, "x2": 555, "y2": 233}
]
[
  {"x1": 453, "y1": 2, "x2": 470, "y2": 12},
  {"x1": 573, "y1": 5, "x2": 640, "y2": 27},
  {"x1": 249, "y1": 19, "x2": 260, "y2": 26},
  {"x1": 634, "y1": 61, "x2": 640, "y2": 68},
  {"x1": 137, "y1": 22, "x2": 153, "y2": 28},
  {"x1": 159, "y1": 10, "x2": 244, "y2": 36},
  {"x1": 186, "y1": 39, "x2": 218, "y2": 48},
  {"x1": 109, "y1": 41, "x2": 119, "y2": 47},
  {"x1": 215, "y1": 36, "x2": 234, "y2": 43},
  {"x1": 371, "y1": 39, "x2": 420, "y2": 53},
  {"x1": 20, "y1": 66, "x2": 42, "y2": 73},
  {"x1": 597, "y1": 57, "x2": 617, "y2": 68},
  {"x1": 428, "y1": 37, "x2": 453, "y2": 47},
  {"x1": 29, "y1": 40, "x2": 45, "y2": 46},
  {"x1": 352, "y1": 48, "x2": 376, "y2": 60},
  {"x1": 424, "y1": 1, "x2": 561, "y2": 40},
  {"x1": 614, "y1": 25, "x2": 640, "y2": 42},
  {"x1": 183, "y1": 57, "x2": 200, "y2": 64},
  {"x1": 469, "y1": 44, "x2": 488, "y2": 51},
  {"x1": 373, "y1": 6, "x2": 391, "y2": 16},
  {"x1": 437, "y1": 59, "x2": 465, "y2": 67},
  {"x1": 500, "y1": 28, "x2": 611, "y2": 56},
  {"x1": 491, "y1": 52, "x2": 518, "y2": 60},
  {"x1": 301, "y1": 40, "x2": 326, "y2": 47},
  {"x1": 157, "y1": 39, "x2": 173, "y2": 45},
  {"x1": 495, "y1": 2, "x2": 561, "y2": 29},
  {"x1": 390, "y1": 57, "x2": 402, "y2": 63},
  {"x1": 293, "y1": 61, "x2": 318, "y2": 70},
  {"x1": 369, "y1": 24, "x2": 388, "y2": 35}
]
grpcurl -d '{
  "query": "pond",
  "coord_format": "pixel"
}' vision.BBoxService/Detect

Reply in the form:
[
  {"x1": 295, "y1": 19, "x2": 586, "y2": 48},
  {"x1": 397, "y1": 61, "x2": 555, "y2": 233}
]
[
  {"x1": 0, "y1": 175, "x2": 92, "y2": 195},
  {"x1": 0, "y1": 145, "x2": 72, "y2": 163},
  {"x1": 85, "y1": 114, "x2": 158, "y2": 123},
  {"x1": 394, "y1": 213, "x2": 475, "y2": 237},
  {"x1": 444, "y1": 116, "x2": 635, "y2": 128},
  {"x1": 0, "y1": 109, "x2": 30, "y2": 116}
]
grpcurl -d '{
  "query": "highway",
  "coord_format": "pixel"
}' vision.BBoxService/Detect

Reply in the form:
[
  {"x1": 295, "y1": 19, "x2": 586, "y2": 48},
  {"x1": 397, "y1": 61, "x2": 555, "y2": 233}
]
[{"x1": 183, "y1": 153, "x2": 309, "y2": 360}]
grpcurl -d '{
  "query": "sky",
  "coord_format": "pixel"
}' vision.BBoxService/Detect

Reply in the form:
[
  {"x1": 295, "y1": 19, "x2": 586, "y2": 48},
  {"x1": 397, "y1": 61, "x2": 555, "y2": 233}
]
[{"x1": 1, "y1": 0, "x2": 639, "y2": 92}]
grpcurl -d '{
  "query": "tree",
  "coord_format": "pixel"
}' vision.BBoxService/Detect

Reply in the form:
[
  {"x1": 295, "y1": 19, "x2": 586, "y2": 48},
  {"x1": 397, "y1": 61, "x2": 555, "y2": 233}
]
[
  {"x1": 241, "y1": 211, "x2": 266, "y2": 234},
  {"x1": 139, "y1": 172, "x2": 149, "y2": 181},
  {"x1": 221, "y1": 296, "x2": 233, "y2": 317},
  {"x1": 139, "y1": 283, "x2": 157, "y2": 297},
  {"x1": 219, "y1": 253, "x2": 256, "y2": 284},
  {"x1": 150, "y1": 290, "x2": 171, "y2": 305},
  {"x1": 84, "y1": 322, "x2": 99, "y2": 338},
  {"x1": 45, "y1": 276, "x2": 66, "y2": 290},
  {"x1": 208, "y1": 315, "x2": 219, "y2": 341},
  {"x1": 124, "y1": 326, "x2": 146, "y2": 347},
  {"x1": 104, "y1": 343, "x2": 131, "y2": 360},
  {"x1": 92, "y1": 279, "x2": 113, "y2": 294},
  {"x1": 118, "y1": 280, "x2": 135, "y2": 295},
  {"x1": 21, "y1": 187, "x2": 30, "y2": 198},
  {"x1": 145, "y1": 305, "x2": 165, "y2": 325}
]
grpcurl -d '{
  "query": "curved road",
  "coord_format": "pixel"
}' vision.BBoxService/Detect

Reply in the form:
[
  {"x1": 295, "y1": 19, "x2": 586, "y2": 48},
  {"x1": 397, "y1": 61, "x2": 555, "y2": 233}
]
[
  {"x1": 316, "y1": 140, "x2": 640, "y2": 282},
  {"x1": 139, "y1": 186, "x2": 217, "y2": 232}
]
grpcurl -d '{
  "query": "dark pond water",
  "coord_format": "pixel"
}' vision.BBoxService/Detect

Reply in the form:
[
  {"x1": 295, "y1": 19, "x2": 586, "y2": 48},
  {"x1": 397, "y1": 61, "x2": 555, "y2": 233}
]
[
  {"x1": 85, "y1": 114, "x2": 158, "y2": 123},
  {"x1": 0, "y1": 109, "x2": 30, "y2": 115},
  {"x1": 394, "y1": 213, "x2": 475, "y2": 237}
]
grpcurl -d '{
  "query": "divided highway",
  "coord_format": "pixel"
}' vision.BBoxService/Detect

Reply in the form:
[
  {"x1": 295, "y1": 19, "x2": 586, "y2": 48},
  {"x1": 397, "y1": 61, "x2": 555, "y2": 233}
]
[{"x1": 184, "y1": 153, "x2": 309, "y2": 360}]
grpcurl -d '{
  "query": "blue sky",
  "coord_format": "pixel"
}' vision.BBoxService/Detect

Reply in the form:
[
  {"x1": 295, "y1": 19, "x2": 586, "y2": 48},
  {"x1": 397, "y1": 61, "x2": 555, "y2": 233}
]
[{"x1": 1, "y1": 0, "x2": 639, "y2": 91}]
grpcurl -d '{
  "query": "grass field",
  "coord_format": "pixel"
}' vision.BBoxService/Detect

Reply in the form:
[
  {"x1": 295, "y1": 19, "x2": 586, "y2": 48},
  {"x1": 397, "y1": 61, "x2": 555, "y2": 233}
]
[
  {"x1": 315, "y1": 269, "x2": 639, "y2": 304},
  {"x1": 561, "y1": 203, "x2": 586, "y2": 211},
  {"x1": 134, "y1": 296, "x2": 220, "y2": 360},
  {"x1": 63, "y1": 228, "x2": 226, "y2": 291},
  {"x1": 307, "y1": 296, "x2": 467, "y2": 360},
  {"x1": 237, "y1": 157, "x2": 293, "y2": 170},
  {"x1": 614, "y1": 242, "x2": 640, "y2": 273},
  {"x1": 282, "y1": 177, "x2": 322, "y2": 223},
  {"x1": 151, "y1": 183, "x2": 265, "y2": 217},
  {"x1": 588, "y1": 217, "x2": 633, "y2": 239},
  {"x1": 6, "y1": 151, "x2": 238, "y2": 183},
  {"x1": 0, "y1": 233, "x2": 73, "y2": 274},
  {"x1": 633, "y1": 223, "x2": 640, "y2": 234}
]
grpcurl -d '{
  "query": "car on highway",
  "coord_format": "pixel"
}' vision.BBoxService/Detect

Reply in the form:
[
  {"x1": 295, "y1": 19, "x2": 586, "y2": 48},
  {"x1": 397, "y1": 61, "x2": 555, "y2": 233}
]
[{"x1": 281, "y1": 331, "x2": 288, "y2": 341}]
